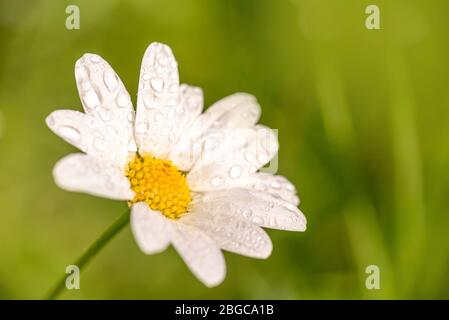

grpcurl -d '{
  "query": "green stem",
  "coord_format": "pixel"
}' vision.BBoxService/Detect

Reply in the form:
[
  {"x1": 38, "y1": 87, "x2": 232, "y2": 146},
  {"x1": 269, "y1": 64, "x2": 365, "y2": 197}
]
[{"x1": 45, "y1": 208, "x2": 130, "y2": 300}]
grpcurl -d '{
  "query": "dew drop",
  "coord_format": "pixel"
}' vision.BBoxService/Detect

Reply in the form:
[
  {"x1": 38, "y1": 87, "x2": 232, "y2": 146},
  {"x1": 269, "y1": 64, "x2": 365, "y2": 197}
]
[
  {"x1": 59, "y1": 126, "x2": 81, "y2": 142},
  {"x1": 187, "y1": 96, "x2": 199, "y2": 110},
  {"x1": 228, "y1": 165, "x2": 242, "y2": 179},
  {"x1": 116, "y1": 92, "x2": 130, "y2": 108},
  {"x1": 82, "y1": 90, "x2": 100, "y2": 109},
  {"x1": 98, "y1": 109, "x2": 112, "y2": 122},
  {"x1": 210, "y1": 176, "x2": 224, "y2": 187},
  {"x1": 103, "y1": 70, "x2": 118, "y2": 91},
  {"x1": 257, "y1": 152, "x2": 270, "y2": 164},
  {"x1": 271, "y1": 181, "x2": 281, "y2": 189},
  {"x1": 127, "y1": 111, "x2": 134, "y2": 123},
  {"x1": 204, "y1": 137, "x2": 218, "y2": 152},
  {"x1": 244, "y1": 151, "x2": 256, "y2": 163},
  {"x1": 89, "y1": 55, "x2": 101, "y2": 63},
  {"x1": 143, "y1": 95, "x2": 156, "y2": 109},
  {"x1": 242, "y1": 209, "x2": 253, "y2": 219},
  {"x1": 150, "y1": 78, "x2": 164, "y2": 92},
  {"x1": 252, "y1": 216, "x2": 264, "y2": 225}
]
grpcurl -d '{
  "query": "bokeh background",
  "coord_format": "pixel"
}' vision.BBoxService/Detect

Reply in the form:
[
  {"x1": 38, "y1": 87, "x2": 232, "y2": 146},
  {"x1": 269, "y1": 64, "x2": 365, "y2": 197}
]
[{"x1": 1, "y1": 0, "x2": 448, "y2": 299}]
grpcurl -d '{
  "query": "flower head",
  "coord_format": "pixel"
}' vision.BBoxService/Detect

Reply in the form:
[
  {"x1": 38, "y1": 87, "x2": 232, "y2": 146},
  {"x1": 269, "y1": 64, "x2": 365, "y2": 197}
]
[{"x1": 46, "y1": 42, "x2": 306, "y2": 287}]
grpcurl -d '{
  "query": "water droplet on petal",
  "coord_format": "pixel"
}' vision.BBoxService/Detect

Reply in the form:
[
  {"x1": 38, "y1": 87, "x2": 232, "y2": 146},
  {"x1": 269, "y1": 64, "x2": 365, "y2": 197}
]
[
  {"x1": 89, "y1": 55, "x2": 101, "y2": 63},
  {"x1": 116, "y1": 92, "x2": 130, "y2": 108},
  {"x1": 210, "y1": 176, "x2": 224, "y2": 187},
  {"x1": 244, "y1": 151, "x2": 256, "y2": 163},
  {"x1": 242, "y1": 209, "x2": 253, "y2": 218},
  {"x1": 150, "y1": 77, "x2": 164, "y2": 92},
  {"x1": 98, "y1": 109, "x2": 112, "y2": 122},
  {"x1": 127, "y1": 111, "x2": 134, "y2": 123},
  {"x1": 187, "y1": 96, "x2": 199, "y2": 110},
  {"x1": 103, "y1": 70, "x2": 118, "y2": 91},
  {"x1": 229, "y1": 165, "x2": 242, "y2": 179},
  {"x1": 257, "y1": 152, "x2": 270, "y2": 164},
  {"x1": 82, "y1": 90, "x2": 100, "y2": 110},
  {"x1": 59, "y1": 126, "x2": 81, "y2": 142},
  {"x1": 204, "y1": 137, "x2": 218, "y2": 152},
  {"x1": 252, "y1": 216, "x2": 264, "y2": 225},
  {"x1": 271, "y1": 181, "x2": 281, "y2": 189}
]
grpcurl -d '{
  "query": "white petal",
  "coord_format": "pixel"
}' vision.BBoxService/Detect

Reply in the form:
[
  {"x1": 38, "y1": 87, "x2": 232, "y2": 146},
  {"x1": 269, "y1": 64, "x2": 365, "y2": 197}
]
[
  {"x1": 53, "y1": 153, "x2": 133, "y2": 200},
  {"x1": 135, "y1": 42, "x2": 181, "y2": 158},
  {"x1": 193, "y1": 188, "x2": 306, "y2": 232},
  {"x1": 131, "y1": 202, "x2": 171, "y2": 254},
  {"x1": 169, "y1": 93, "x2": 260, "y2": 171},
  {"x1": 191, "y1": 93, "x2": 260, "y2": 132},
  {"x1": 195, "y1": 172, "x2": 299, "y2": 206},
  {"x1": 168, "y1": 85, "x2": 204, "y2": 170},
  {"x1": 171, "y1": 222, "x2": 226, "y2": 287},
  {"x1": 46, "y1": 110, "x2": 131, "y2": 167},
  {"x1": 187, "y1": 126, "x2": 278, "y2": 191},
  {"x1": 176, "y1": 84, "x2": 204, "y2": 132},
  {"x1": 181, "y1": 212, "x2": 272, "y2": 259},
  {"x1": 74, "y1": 54, "x2": 136, "y2": 165}
]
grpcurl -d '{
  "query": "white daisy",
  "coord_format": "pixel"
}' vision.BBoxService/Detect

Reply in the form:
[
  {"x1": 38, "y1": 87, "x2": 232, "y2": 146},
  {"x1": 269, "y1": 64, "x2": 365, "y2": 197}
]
[{"x1": 46, "y1": 42, "x2": 306, "y2": 287}]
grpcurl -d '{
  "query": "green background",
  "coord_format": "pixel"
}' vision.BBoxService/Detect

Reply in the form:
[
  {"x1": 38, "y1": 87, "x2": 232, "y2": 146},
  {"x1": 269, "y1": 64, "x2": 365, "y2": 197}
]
[{"x1": 1, "y1": 0, "x2": 448, "y2": 299}]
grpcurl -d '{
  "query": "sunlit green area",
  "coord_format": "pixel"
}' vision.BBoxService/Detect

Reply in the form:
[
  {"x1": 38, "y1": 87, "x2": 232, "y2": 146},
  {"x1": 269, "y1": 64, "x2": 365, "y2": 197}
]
[{"x1": 1, "y1": 0, "x2": 448, "y2": 299}]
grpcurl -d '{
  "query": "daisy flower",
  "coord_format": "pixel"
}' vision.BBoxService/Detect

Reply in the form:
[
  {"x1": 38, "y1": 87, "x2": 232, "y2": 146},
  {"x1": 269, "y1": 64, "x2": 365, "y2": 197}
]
[{"x1": 46, "y1": 42, "x2": 306, "y2": 287}]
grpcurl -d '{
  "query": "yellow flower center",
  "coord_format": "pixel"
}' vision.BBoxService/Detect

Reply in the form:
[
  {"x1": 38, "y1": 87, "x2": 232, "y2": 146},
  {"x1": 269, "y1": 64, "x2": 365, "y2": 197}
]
[{"x1": 126, "y1": 154, "x2": 191, "y2": 219}]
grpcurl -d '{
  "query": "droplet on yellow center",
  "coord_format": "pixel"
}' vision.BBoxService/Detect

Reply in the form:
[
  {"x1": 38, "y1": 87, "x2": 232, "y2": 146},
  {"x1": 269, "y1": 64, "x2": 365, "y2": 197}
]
[{"x1": 126, "y1": 154, "x2": 191, "y2": 219}]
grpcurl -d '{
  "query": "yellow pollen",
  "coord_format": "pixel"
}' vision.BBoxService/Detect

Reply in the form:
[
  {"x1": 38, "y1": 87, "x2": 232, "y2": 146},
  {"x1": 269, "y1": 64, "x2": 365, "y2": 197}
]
[{"x1": 126, "y1": 154, "x2": 191, "y2": 219}]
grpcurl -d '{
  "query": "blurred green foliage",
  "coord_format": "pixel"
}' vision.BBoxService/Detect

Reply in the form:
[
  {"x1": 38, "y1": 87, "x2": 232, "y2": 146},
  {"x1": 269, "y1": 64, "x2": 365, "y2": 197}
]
[{"x1": 0, "y1": 0, "x2": 448, "y2": 299}]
